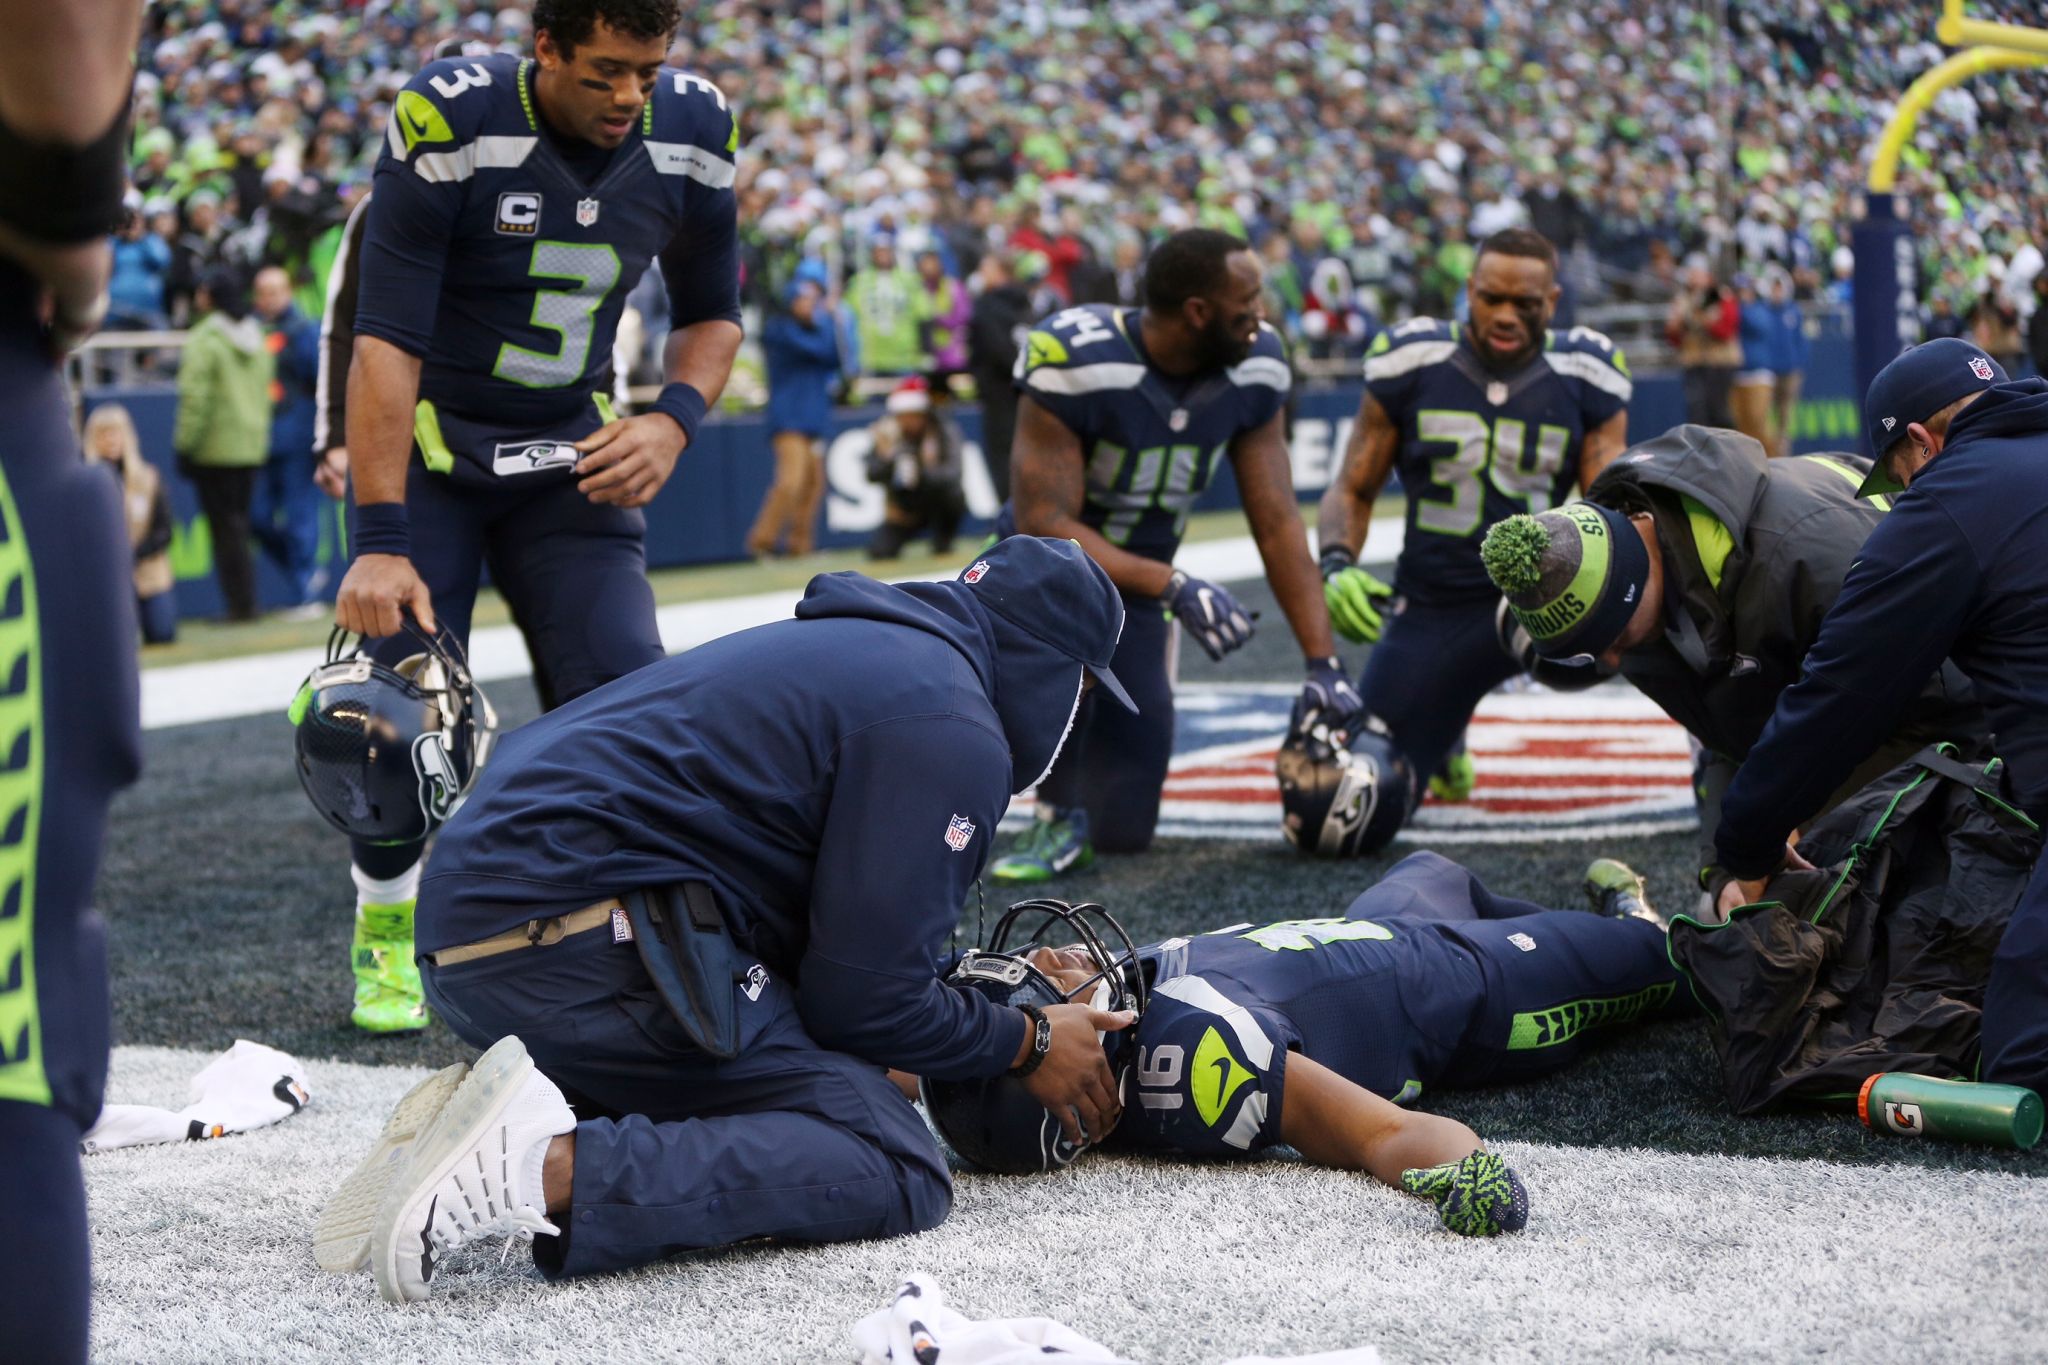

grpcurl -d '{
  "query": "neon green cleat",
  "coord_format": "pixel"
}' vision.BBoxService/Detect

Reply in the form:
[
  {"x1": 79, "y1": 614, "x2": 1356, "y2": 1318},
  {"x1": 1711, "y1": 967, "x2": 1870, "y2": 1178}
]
[
  {"x1": 352, "y1": 899, "x2": 430, "y2": 1034},
  {"x1": 990, "y1": 808, "x2": 1094, "y2": 885},
  {"x1": 1429, "y1": 751, "x2": 1476, "y2": 803},
  {"x1": 1582, "y1": 858, "x2": 1664, "y2": 927}
]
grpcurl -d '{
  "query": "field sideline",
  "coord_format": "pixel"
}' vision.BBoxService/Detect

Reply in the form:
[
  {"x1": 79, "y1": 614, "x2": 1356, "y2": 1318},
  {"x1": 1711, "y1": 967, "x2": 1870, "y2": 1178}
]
[{"x1": 86, "y1": 538, "x2": 2048, "y2": 1362}]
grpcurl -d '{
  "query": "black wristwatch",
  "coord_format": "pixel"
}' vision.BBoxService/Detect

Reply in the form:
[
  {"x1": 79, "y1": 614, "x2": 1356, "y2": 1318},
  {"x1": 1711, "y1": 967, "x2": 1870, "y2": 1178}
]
[{"x1": 1010, "y1": 1003, "x2": 1052, "y2": 1078}]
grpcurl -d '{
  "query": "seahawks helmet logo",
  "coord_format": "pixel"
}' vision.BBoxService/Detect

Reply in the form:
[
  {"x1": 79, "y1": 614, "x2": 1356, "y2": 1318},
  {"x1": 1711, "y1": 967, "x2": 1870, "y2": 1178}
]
[{"x1": 412, "y1": 732, "x2": 465, "y2": 826}]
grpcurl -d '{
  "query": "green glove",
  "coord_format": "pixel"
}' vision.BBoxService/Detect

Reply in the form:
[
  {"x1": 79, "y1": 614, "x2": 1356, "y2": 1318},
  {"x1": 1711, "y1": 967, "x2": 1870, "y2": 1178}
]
[
  {"x1": 1319, "y1": 547, "x2": 1394, "y2": 644},
  {"x1": 1400, "y1": 1150, "x2": 1530, "y2": 1236}
]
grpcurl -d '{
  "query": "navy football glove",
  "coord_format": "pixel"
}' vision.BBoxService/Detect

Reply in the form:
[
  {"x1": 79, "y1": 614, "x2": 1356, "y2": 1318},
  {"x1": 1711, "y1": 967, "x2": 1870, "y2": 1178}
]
[
  {"x1": 1295, "y1": 656, "x2": 1365, "y2": 741},
  {"x1": 1165, "y1": 569, "x2": 1255, "y2": 661},
  {"x1": 1401, "y1": 1150, "x2": 1530, "y2": 1237}
]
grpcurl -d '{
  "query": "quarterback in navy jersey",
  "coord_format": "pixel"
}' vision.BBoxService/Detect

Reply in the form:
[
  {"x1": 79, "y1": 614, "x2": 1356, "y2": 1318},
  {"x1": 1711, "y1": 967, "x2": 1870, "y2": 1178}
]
[
  {"x1": 327, "y1": 0, "x2": 743, "y2": 1034},
  {"x1": 1317, "y1": 228, "x2": 1632, "y2": 814},
  {"x1": 989, "y1": 229, "x2": 1361, "y2": 882}
]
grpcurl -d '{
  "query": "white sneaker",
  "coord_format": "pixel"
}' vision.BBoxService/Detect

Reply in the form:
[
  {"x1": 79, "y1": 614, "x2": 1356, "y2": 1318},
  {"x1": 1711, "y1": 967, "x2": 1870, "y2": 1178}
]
[
  {"x1": 369, "y1": 1035, "x2": 575, "y2": 1304},
  {"x1": 313, "y1": 1062, "x2": 469, "y2": 1273}
]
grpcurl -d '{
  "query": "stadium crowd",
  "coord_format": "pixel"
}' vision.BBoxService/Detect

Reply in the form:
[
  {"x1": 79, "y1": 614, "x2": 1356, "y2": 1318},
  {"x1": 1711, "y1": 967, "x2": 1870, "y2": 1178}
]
[{"x1": 111, "y1": 0, "x2": 2046, "y2": 369}]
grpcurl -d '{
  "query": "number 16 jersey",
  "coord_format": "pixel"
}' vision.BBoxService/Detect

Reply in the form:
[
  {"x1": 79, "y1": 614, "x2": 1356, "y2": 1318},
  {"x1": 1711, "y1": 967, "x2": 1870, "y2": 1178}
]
[
  {"x1": 1366, "y1": 319, "x2": 1632, "y2": 604},
  {"x1": 354, "y1": 54, "x2": 740, "y2": 481}
]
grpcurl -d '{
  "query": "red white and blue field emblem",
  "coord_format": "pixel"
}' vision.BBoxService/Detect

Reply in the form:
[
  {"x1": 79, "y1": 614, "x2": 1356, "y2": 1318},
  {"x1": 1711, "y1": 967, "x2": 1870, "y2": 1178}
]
[
  {"x1": 946, "y1": 813, "x2": 976, "y2": 851},
  {"x1": 1007, "y1": 683, "x2": 1699, "y2": 844}
]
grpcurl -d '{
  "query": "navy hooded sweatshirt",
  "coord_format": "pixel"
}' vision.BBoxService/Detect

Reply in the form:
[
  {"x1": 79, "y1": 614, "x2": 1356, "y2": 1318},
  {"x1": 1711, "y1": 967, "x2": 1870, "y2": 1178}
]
[
  {"x1": 418, "y1": 554, "x2": 1109, "y2": 1081},
  {"x1": 1717, "y1": 378, "x2": 2048, "y2": 877}
]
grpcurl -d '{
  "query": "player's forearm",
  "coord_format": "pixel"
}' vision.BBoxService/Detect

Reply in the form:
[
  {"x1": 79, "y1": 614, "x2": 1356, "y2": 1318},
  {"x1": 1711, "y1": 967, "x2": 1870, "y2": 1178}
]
[
  {"x1": 1279, "y1": 1052, "x2": 1480, "y2": 1187},
  {"x1": 1015, "y1": 504, "x2": 1174, "y2": 598},
  {"x1": 1252, "y1": 507, "x2": 1337, "y2": 658},
  {"x1": 1315, "y1": 479, "x2": 1374, "y2": 561},
  {"x1": 663, "y1": 319, "x2": 743, "y2": 410},
  {"x1": 346, "y1": 335, "x2": 423, "y2": 507}
]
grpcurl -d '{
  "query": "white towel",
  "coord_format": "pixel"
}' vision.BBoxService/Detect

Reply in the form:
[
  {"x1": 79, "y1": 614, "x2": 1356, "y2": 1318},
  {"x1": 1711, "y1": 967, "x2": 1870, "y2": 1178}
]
[
  {"x1": 81, "y1": 1040, "x2": 310, "y2": 1154},
  {"x1": 851, "y1": 1274, "x2": 1134, "y2": 1365}
]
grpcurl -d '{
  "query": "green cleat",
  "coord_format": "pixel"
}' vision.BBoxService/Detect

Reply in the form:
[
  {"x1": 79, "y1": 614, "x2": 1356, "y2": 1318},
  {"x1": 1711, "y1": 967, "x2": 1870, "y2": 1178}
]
[
  {"x1": 352, "y1": 899, "x2": 430, "y2": 1034},
  {"x1": 990, "y1": 807, "x2": 1094, "y2": 885},
  {"x1": 1429, "y1": 751, "x2": 1476, "y2": 803},
  {"x1": 1582, "y1": 858, "x2": 1664, "y2": 927}
]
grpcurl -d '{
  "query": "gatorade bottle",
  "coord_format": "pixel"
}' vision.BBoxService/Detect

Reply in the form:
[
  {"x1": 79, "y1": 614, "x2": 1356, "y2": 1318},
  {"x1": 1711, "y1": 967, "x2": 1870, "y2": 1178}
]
[{"x1": 1858, "y1": 1073, "x2": 2044, "y2": 1150}]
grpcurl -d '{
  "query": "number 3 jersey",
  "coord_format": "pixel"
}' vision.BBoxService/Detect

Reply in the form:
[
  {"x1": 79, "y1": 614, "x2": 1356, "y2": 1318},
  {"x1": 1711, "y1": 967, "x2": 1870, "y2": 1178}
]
[
  {"x1": 1114, "y1": 915, "x2": 1488, "y2": 1159},
  {"x1": 353, "y1": 54, "x2": 740, "y2": 483},
  {"x1": 1367, "y1": 320, "x2": 1631, "y2": 604},
  {"x1": 994, "y1": 304, "x2": 1291, "y2": 564}
]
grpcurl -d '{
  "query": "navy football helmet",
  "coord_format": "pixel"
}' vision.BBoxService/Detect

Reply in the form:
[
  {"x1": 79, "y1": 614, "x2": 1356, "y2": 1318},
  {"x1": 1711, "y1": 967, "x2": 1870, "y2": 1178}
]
[
  {"x1": 291, "y1": 620, "x2": 498, "y2": 845},
  {"x1": 921, "y1": 898, "x2": 1146, "y2": 1175},
  {"x1": 1277, "y1": 712, "x2": 1416, "y2": 857}
]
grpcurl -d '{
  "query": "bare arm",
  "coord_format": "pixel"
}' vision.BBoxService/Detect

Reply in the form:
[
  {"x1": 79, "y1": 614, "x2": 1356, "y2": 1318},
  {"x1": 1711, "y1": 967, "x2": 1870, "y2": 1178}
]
[
  {"x1": 1576, "y1": 409, "x2": 1631, "y2": 492},
  {"x1": 334, "y1": 335, "x2": 435, "y2": 637},
  {"x1": 1012, "y1": 395, "x2": 1175, "y2": 598},
  {"x1": 1279, "y1": 1051, "x2": 1483, "y2": 1188},
  {"x1": 1230, "y1": 410, "x2": 1336, "y2": 659},
  {"x1": 1315, "y1": 392, "x2": 1400, "y2": 558}
]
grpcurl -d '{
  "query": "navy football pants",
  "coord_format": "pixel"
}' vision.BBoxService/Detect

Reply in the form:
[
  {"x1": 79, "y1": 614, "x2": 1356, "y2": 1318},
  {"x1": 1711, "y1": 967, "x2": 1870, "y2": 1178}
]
[
  {"x1": 1982, "y1": 858, "x2": 2048, "y2": 1094},
  {"x1": 1036, "y1": 595, "x2": 1175, "y2": 852},
  {"x1": 351, "y1": 463, "x2": 664, "y2": 878},
  {"x1": 1347, "y1": 852, "x2": 1693, "y2": 1089},
  {"x1": 0, "y1": 265, "x2": 143, "y2": 1363},
  {"x1": 1356, "y1": 596, "x2": 1519, "y2": 790},
  {"x1": 424, "y1": 928, "x2": 951, "y2": 1278}
]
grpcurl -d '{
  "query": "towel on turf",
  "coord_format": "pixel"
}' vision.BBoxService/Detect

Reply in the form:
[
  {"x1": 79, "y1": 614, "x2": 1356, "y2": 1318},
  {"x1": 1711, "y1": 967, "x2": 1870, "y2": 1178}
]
[
  {"x1": 851, "y1": 1274, "x2": 1133, "y2": 1365},
  {"x1": 81, "y1": 1040, "x2": 310, "y2": 1153}
]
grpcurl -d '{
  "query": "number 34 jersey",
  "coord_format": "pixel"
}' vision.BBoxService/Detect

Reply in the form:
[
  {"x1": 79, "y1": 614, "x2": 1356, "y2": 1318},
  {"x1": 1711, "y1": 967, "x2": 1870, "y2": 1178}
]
[
  {"x1": 354, "y1": 54, "x2": 739, "y2": 480},
  {"x1": 1367, "y1": 319, "x2": 1632, "y2": 604},
  {"x1": 997, "y1": 304, "x2": 1291, "y2": 564}
]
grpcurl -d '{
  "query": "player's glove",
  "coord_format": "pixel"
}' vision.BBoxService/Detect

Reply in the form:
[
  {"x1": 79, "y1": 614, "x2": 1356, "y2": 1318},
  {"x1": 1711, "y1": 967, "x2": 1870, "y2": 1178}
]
[
  {"x1": 1320, "y1": 546, "x2": 1394, "y2": 644},
  {"x1": 1165, "y1": 569, "x2": 1255, "y2": 661},
  {"x1": 1295, "y1": 656, "x2": 1365, "y2": 741},
  {"x1": 1492, "y1": 597, "x2": 1610, "y2": 692},
  {"x1": 1400, "y1": 1150, "x2": 1530, "y2": 1237}
]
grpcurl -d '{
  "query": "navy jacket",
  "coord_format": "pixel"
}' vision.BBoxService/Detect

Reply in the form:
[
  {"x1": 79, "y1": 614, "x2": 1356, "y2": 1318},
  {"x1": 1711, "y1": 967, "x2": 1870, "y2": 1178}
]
[
  {"x1": 419, "y1": 569, "x2": 1096, "y2": 1079},
  {"x1": 762, "y1": 308, "x2": 843, "y2": 437},
  {"x1": 1717, "y1": 378, "x2": 2048, "y2": 876}
]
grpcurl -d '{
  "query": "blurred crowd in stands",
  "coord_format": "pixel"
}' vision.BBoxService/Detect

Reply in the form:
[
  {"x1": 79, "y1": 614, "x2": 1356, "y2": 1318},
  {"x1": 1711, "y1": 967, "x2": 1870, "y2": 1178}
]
[{"x1": 103, "y1": 0, "x2": 2047, "y2": 374}]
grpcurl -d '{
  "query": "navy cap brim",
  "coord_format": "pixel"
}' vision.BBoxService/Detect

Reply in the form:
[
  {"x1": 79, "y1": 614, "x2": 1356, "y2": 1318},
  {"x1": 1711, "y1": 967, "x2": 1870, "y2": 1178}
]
[{"x1": 1088, "y1": 663, "x2": 1139, "y2": 714}]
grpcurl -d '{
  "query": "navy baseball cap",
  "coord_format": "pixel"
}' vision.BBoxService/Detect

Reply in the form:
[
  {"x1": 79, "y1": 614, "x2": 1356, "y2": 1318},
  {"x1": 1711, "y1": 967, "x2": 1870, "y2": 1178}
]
[
  {"x1": 959, "y1": 537, "x2": 1137, "y2": 712},
  {"x1": 1858, "y1": 338, "x2": 2008, "y2": 496}
]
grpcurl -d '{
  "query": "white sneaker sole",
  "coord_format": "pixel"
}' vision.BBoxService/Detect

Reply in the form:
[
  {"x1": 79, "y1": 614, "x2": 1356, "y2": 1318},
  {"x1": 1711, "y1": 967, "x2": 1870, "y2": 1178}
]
[
  {"x1": 313, "y1": 1062, "x2": 469, "y2": 1273},
  {"x1": 370, "y1": 1035, "x2": 536, "y2": 1305}
]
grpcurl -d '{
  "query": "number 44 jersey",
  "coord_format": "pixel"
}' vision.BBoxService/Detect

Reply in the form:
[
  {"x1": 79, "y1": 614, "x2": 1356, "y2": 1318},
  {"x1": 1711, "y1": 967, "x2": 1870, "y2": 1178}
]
[
  {"x1": 997, "y1": 304, "x2": 1291, "y2": 564},
  {"x1": 1367, "y1": 319, "x2": 1632, "y2": 605},
  {"x1": 354, "y1": 54, "x2": 739, "y2": 482}
]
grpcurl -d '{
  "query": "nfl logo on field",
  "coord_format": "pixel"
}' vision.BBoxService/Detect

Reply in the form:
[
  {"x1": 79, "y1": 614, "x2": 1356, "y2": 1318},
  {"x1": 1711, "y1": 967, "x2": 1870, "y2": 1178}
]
[
  {"x1": 945, "y1": 813, "x2": 975, "y2": 851},
  {"x1": 963, "y1": 560, "x2": 991, "y2": 584},
  {"x1": 1969, "y1": 355, "x2": 1995, "y2": 381},
  {"x1": 577, "y1": 197, "x2": 600, "y2": 227}
]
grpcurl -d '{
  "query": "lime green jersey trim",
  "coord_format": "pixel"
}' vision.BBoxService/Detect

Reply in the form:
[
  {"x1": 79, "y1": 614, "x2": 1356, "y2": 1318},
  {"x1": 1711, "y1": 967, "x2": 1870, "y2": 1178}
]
[
  {"x1": 593, "y1": 391, "x2": 620, "y2": 426},
  {"x1": 413, "y1": 400, "x2": 455, "y2": 475},
  {"x1": 1506, "y1": 981, "x2": 1675, "y2": 1050},
  {"x1": 516, "y1": 59, "x2": 538, "y2": 132},
  {"x1": 1680, "y1": 493, "x2": 1735, "y2": 593},
  {"x1": 0, "y1": 457, "x2": 48, "y2": 1106}
]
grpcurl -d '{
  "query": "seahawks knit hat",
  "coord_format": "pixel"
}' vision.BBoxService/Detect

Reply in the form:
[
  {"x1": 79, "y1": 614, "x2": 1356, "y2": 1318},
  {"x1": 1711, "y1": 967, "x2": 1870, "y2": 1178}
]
[{"x1": 1481, "y1": 504, "x2": 1650, "y2": 661}]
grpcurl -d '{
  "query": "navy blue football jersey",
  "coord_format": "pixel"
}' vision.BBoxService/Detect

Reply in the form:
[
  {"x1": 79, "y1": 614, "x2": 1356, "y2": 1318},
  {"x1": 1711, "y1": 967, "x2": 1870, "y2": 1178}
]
[
  {"x1": 354, "y1": 54, "x2": 739, "y2": 481},
  {"x1": 1365, "y1": 320, "x2": 1631, "y2": 604},
  {"x1": 997, "y1": 304, "x2": 1290, "y2": 562},
  {"x1": 1114, "y1": 915, "x2": 1486, "y2": 1158}
]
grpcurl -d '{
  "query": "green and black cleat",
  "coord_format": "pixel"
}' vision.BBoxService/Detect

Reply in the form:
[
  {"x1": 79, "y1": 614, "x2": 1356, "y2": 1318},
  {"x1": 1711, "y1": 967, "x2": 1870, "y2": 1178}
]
[{"x1": 1582, "y1": 858, "x2": 1665, "y2": 927}]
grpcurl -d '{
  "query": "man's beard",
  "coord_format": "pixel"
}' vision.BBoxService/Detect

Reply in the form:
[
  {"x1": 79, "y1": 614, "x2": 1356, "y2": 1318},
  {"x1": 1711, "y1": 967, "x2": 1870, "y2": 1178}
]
[{"x1": 1199, "y1": 317, "x2": 1254, "y2": 369}]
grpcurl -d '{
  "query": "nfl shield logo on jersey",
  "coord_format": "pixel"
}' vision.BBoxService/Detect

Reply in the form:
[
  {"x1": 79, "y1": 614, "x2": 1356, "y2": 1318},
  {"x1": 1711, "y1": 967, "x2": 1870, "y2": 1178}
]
[
  {"x1": 576, "y1": 197, "x2": 601, "y2": 227},
  {"x1": 945, "y1": 813, "x2": 976, "y2": 851},
  {"x1": 963, "y1": 560, "x2": 991, "y2": 584}
]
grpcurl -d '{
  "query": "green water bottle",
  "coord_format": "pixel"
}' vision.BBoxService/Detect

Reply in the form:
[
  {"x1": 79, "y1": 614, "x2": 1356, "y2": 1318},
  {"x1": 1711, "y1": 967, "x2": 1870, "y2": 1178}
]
[{"x1": 1858, "y1": 1073, "x2": 2044, "y2": 1150}]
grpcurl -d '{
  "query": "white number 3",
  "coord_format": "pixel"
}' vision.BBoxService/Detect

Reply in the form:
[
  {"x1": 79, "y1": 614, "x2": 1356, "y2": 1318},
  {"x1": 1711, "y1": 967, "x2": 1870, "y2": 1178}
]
[{"x1": 428, "y1": 63, "x2": 492, "y2": 100}]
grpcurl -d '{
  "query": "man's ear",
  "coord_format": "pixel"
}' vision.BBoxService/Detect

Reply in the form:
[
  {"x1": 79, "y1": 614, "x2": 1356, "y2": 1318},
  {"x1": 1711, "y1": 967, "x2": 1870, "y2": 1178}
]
[{"x1": 1905, "y1": 420, "x2": 1937, "y2": 456}]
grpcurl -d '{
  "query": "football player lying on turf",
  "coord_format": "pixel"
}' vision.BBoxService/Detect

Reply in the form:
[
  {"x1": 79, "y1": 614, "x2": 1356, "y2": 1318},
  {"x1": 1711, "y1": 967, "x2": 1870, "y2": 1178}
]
[{"x1": 919, "y1": 849, "x2": 1693, "y2": 1237}]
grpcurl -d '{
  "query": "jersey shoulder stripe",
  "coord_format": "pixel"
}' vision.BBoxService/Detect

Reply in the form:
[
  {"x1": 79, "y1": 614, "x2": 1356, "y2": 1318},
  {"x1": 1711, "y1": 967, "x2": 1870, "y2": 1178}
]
[
  {"x1": 1016, "y1": 304, "x2": 1141, "y2": 390},
  {"x1": 1544, "y1": 348, "x2": 1633, "y2": 401},
  {"x1": 1227, "y1": 323, "x2": 1291, "y2": 392},
  {"x1": 645, "y1": 68, "x2": 740, "y2": 186},
  {"x1": 1151, "y1": 974, "x2": 1277, "y2": 1152},
  {"x1": 1023, "y1": 361, "x2": 1148, "y2": 395},
  {"x1": 385, "y1": 56, "x2": 533, "y2": 180},
  {"x1": 1364, "y1": 334, "x2": 1458, "y2": 383}
]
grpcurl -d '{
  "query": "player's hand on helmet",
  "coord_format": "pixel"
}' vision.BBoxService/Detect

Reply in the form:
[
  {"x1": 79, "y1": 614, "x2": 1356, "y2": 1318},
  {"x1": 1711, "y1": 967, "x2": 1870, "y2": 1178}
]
[
  {"x1": 335, "y1": 552, "x2": 436, "y2": 638},
  {"x1": 1165, "y1": 569, "x2": 1255, "y2": 662},
  {"x1": 1296, "y1": 656, "x2": 1365, "y2": 741},
  {"x1": 1019, "y1": 1001, "x2": 1135, "y2": 1147},
  {"x1": 575, "y1": 412, "x2": 689, "y2": 509},
  {"x1": 1401, "y1": 1150, "x2": 1529, "y2": 1237},
  {"x1": 315, "y1": 446, "x2": 349, "y2": 500},
  {"x1": 1319, "y1": 546, "x2": 1394, "y2": 644}
]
